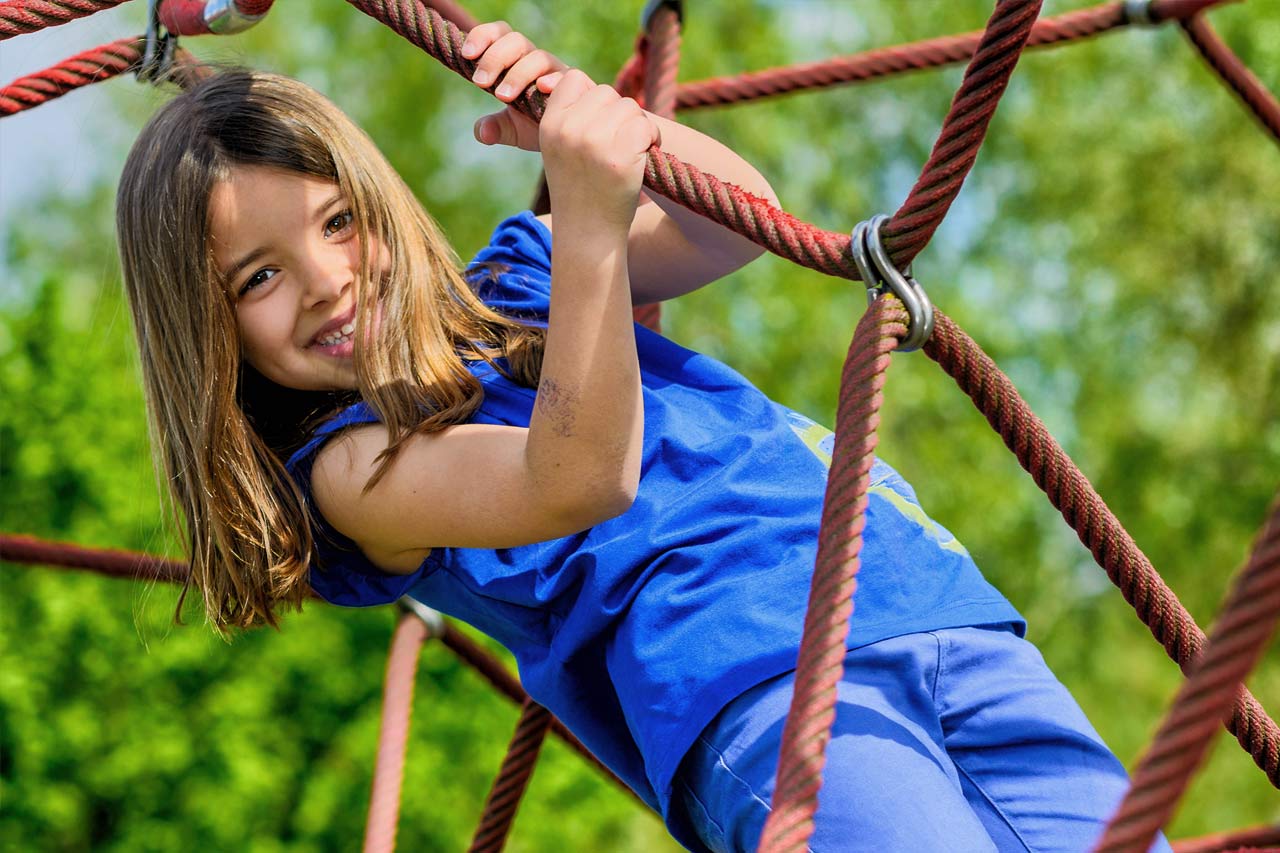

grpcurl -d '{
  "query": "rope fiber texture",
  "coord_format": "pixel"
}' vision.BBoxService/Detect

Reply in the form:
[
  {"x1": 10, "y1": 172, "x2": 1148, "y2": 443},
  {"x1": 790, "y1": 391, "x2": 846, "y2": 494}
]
[
  {"x1": 0, "y1": 532, "x2": 641, "y2": 805},
  {"x1": 467, "y1": 700, "x2": 553, "y2": 853},
  {"x1": 922, "y1": 312, "x2": 1280, "y2": 787},
  {"x1": 0, "y1": 36, "x2": 207, "y2": 115},
  {"x1": 345, "y1": 0, "x2": 1039, "y2": 280},
  {"x1": 673, "y1": 0, "x2": 1229, "y2": 111},
  {"x1": 1179, "y1": 14, "x2": 1280, "y2": 147},
  {"x1": 364, "y1": 612, "x2": 434, "y2": 853},
  {"x1": 1094, "y1": 496, "x2": 1280, "y2": 852},
  {"x1": 0, "y1": 0, "x2": 128, "y2": 40},
  {"x1": 755, "y1": 297, "x2": 908, "y2": 852},
  {"x1": 631, "y1": 1, "x2": 682, "y2": 335}
]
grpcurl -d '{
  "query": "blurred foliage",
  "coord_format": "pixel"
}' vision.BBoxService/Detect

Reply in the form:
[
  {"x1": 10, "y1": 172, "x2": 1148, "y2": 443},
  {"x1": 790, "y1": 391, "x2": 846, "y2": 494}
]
[{"x1": 2, "y1": 0, "x2": 1279, "y2": 850}]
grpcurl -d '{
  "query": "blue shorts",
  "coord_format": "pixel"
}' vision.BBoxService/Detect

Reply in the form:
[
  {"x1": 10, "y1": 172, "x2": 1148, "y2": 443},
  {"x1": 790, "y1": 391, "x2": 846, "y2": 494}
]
[{"x1": 668, "y1": 625, "x2": 1171, "y2": 853}]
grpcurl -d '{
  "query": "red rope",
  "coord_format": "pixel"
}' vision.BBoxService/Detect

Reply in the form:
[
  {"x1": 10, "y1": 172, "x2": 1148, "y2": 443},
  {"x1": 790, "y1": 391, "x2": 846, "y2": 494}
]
[
  {"x1": 879, "y1": 0, "x2": 1043, "y2": 268},
  {"x1": 1179, "y1": 14, "x2": 1280, "y2": 147},
  {"x1": 0, "y1": 532, "x2": 642, "y2": 803},
  {"x1": 756, "y1": 296, "x2": 908, "y2": 851},
  {"x1": 344, "y1": 0, "x2": 1037, "y2": 279},
  {"x1": 363, "y1": 612, "x2": 435, "y2": 853},
  {"x1": 467, "y1": 700, "x2": 553, "y2": 852},
  {"x1": 0, "y1": 36, "x2": 141, "y2": 115},
  {"x1": 673, "y1": 0, "x2": 1231, "y2": 111},
  {"x1": 1094, "y1": 497, "x2": 1280, "y2": 852},
  {"x1": 0, "y1": 37, "x2": 207, "y2": 115},
  {"x1": 0, "y1": 0, "x2": 129, "y2": 40},
  {"x1": 1172, "y1": 824, "x2": 1280, "y2": 853},
  {"x1": 631, "y1": 2, "x2": 682, "y2": 335},
  {"x1": 923, "y1": 312, "x2": 1280, "y2": 786}
]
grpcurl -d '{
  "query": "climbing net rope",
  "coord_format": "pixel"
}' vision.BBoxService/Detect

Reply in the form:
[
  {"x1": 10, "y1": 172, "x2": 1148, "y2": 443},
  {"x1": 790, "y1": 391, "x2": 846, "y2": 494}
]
[{"x1": 2, "y1": 1, "x2": 1279, "y2": 851}]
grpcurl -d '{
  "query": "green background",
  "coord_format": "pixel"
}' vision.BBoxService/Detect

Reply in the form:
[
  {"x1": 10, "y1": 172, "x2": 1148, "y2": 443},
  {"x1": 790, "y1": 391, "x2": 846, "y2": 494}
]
[{"x1": 2, "y1": 1, "x2": 1278, "y2": 849}]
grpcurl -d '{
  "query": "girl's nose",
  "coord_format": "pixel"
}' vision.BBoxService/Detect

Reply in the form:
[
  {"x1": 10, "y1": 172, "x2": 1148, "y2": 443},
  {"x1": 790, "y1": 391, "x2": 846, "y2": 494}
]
[{"x1": 302, "y1": 252, "x2": 354, "y2": 309}]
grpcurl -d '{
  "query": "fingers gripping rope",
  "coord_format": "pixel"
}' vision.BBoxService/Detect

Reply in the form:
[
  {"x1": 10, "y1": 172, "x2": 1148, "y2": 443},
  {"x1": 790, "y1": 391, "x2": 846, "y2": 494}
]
[{"x1": 345, "y1": 0, "x2": 1044, "y2": 280}]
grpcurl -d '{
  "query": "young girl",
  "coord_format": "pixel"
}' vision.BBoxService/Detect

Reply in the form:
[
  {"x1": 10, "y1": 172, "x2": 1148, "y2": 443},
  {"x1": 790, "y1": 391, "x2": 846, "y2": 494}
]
[{"x1": 115, "y1": 22, "x2": 1165, "y2": 853}]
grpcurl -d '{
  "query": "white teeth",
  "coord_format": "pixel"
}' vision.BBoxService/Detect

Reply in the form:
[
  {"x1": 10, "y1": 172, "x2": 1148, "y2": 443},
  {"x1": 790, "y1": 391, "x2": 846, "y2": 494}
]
[{"x1": 315, "y1": 319, "x2": 356, "y2": 348}]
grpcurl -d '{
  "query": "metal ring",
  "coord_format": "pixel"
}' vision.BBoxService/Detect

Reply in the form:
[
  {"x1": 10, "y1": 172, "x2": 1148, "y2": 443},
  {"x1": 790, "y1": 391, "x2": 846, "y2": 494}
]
[
  {"x1": 137, "y1": 0, "x2": 177, "y2": 83},
  {"x1": 205, "y1": 0, "x2": 268, "y2": 35},
  {"x1": 1122, "y1": 0, "x2": 1158, "y2": 27},
  {"x1": 850, "y1": 214, "x2": 935, "y2": 352},
  {"x1": 398, "y1": 596, "x2": 446, "y2": 638}
]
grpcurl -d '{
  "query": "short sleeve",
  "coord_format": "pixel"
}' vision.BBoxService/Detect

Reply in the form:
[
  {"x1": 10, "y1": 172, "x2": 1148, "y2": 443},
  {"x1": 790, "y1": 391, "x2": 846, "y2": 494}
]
[
  {"x1": 285, "y1": 402, "x2": 434, "y2": 607},
  {"x1": 467, "y1": 210, "x2": 553, "y2": 326}
]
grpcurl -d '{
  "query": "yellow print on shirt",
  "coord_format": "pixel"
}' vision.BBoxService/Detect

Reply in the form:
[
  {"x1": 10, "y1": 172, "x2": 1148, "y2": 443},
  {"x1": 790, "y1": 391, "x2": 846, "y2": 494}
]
[{"x1": 784, "y1": 410, "x2": 969, "y2": 557}]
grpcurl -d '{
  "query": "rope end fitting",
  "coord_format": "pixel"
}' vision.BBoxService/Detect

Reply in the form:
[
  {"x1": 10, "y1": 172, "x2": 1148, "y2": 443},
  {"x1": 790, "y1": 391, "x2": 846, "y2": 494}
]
[
  {"x1": 397, "y1": 596, "x2": 447, "y2": 639},
  {"x1": 1122, "y1": 0, "x2": 1159, "y2": 27},
  {"x1": 137, "y1": 0, "x2": 179, "y2": 84},
  {"x1": 641, "y1": 0, "x2": 683, "y2": 28},
  {"x1": 851, "y1": 214, "x2": 934, "y2": 352}
]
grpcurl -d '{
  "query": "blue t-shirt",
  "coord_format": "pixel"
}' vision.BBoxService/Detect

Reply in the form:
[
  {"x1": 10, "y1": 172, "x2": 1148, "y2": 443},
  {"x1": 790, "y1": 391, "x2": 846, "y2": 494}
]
[{"x1": 286, "y1": 211, "x2": 1024, "y2": 823}]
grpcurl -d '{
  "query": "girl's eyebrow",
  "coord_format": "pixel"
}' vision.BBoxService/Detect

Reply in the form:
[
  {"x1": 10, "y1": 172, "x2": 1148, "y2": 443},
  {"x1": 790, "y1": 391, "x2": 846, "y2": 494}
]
[{"x1": 221, "y1": 192, "x2": 348, "y2": 283}]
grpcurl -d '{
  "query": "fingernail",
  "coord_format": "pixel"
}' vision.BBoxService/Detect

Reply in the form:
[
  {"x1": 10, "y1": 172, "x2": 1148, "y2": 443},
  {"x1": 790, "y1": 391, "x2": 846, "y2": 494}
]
[
  {"x1": 461, "y1": 41, "x2": 475, "y2": 57},
  {"x1": 473, "y1": 69, "x2": 491, "y2": 86},
  {"x1": 495, "y1": 83, "x2": 513, "y2": 99}
]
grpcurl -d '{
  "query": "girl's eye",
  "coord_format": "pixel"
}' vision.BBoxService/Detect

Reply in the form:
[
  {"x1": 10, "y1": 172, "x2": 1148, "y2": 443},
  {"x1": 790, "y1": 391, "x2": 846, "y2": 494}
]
[
  {"x1": 324, "y1": 210, "x2": 354, "y2": 238},
  {"x1": 239, "y1": 268, "x2": 277, "y2": 296}
]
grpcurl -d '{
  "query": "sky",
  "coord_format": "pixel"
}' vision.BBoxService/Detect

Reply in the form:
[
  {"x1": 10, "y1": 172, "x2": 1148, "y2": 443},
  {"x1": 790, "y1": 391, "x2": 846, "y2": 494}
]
[{"x1": 1, "y1": 6, "x2": 143, "y2": 227}]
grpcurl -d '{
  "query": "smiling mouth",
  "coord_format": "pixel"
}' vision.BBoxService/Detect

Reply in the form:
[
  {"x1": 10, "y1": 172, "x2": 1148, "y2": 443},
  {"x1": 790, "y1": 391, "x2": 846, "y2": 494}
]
[{"x1": 314, "y1": 320, "x2": 356, "y2": 348}]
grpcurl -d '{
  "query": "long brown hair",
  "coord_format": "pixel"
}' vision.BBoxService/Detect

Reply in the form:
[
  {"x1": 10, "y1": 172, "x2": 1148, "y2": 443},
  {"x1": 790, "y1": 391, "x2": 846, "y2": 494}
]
[{"x1": 116, "y1": 69, "x2": 544, "y2": 631}]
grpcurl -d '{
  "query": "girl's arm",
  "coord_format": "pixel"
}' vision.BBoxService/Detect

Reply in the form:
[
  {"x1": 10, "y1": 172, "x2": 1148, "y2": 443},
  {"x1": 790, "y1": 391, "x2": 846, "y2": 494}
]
[
  {"x1": 465, "y1": 23, "x2": 777, "y2": 305},
  {"x1": 311, "y1": 69, "x2": 652, "y2": 571}
]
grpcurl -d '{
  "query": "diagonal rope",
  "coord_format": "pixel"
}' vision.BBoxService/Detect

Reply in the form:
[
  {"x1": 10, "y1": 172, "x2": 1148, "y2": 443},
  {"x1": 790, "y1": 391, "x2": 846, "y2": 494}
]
[
  {"x1": 0, "y1": 533, "x2": 642, "y2": 803},
  {"x1": 344, "y1": 0, "x2": 1039, "y2": 279},
  {"x1": 1095, "y1": 495, "x2": 1280, "y2": 852},
  {"x1": 467, "y1": 700, "x2": 553, "y2": 853},
  {"x1": 0, "y1": 36, "x2": 207, "y2": 116},
  {"x1": 1179, "y1": 13, "x2": 1280, "y2": 146},
  {"x1": 923, "y1": 311, "x2": 1280, "y2": 786},
  {"x1": 673, "y1": 0, "x2": 1231, "y2": 111},
  {"x1": 0, "y1": 0, "x2": 129, "y2": 40}
]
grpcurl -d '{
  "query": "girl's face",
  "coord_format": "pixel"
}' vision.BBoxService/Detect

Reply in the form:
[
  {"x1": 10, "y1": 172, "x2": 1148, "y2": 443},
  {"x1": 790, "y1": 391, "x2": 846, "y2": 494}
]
[{"x1": 209, "y1": 164, "x2": 380, "y2": 392}]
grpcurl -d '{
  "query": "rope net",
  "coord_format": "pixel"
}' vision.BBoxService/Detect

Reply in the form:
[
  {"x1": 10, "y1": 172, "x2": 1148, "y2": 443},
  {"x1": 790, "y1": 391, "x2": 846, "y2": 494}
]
[{"x1": 3, "y1": 0, "x2": 1279, "y2": 850}]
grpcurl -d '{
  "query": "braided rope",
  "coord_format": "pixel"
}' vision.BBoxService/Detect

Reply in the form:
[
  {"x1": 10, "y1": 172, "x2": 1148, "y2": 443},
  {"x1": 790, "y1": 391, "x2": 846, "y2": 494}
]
[
  {"x1": 0, "y1": 36, "x2": 141, "y2": 115},
  {"x1": 1170, "y1": 824, "x2": 1280, "y2": 853},
  {"x1": 755, "y1": 297, "x2": 908, "y2": 852},
  {"x1": 923, "y1": 311, "x2": 1280, "y2": 786},
  {"x1": 0, "y1": 533, "x2": 641, "y2": 802},
  {"x1": 0, "y1": 0, "x2": 128, "y2": 40},
  {"x1": 1094, "y1": 496, "x2": 1280, "y2": 852},
  {"x1": 364, "y1": 612, "x2": 434, "y2": 853},
  {"x1": 0, "y1": 37, "x2": 208, "y2": 115},
  {"x1": 467, "y1": 700, "x2": 553, "y2": 853},
  {"x1": 879, "y1": 0, "x2": 1043, "y2": 267},
  {"x1": 1179, "y1": 14, "x2": 1280, "y2": 146},
  {"x1": 673, "y1": 0, "x2": 1229, "y2": 111},
  {"x1": 632, "y1": 2, "x2": 682, "y2": 335}
]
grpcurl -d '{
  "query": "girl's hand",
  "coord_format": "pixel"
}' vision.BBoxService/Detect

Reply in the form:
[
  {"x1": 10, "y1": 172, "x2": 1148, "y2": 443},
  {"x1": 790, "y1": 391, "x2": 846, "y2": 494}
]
[
  {"x1": 538, "y1": 70, "x2": 661, "y2": 230},
  {"x1": 464, "y1": 21, "x2": 566, "y2": 151}
]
